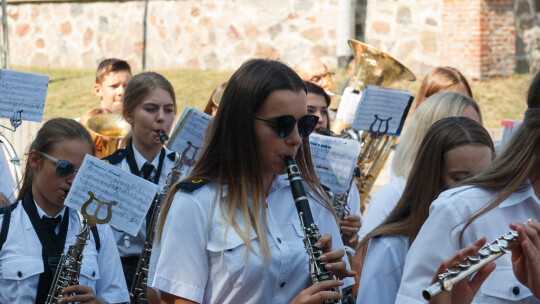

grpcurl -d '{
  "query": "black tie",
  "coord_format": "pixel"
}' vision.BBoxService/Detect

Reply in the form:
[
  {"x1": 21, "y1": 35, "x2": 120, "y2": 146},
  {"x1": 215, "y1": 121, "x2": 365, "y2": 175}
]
[
  {"x1": 140, "y1": 162, "x2": 155, "y2": 180},
  {"x1": 41, "y1": 215, "x2": 61, "y2": 242}
]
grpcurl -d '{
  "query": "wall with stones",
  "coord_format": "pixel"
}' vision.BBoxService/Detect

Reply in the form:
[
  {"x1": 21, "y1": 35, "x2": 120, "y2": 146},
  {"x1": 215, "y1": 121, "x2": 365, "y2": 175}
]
[
  {"x1": 514, "y1": 0, "x2": 540, "y2": 73},
  {"x1": 2, "y1": 0, "x2": 351, "y2": 70},
  {"x1": 363, "y1": 0, "x2": 442, "y2": 78}
]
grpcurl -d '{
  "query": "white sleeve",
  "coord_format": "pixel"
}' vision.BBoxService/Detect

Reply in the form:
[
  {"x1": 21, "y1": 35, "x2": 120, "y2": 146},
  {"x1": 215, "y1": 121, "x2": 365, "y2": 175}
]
[
  {"x1": 149, "y1": 190, "x2": 209, "y2": 303},
  {"x1": 395, "y1": 198, "x2": 463, "y2": 304},
  {"x1": 356, "y1": 236, "x2": 406, "y2": 304},
  {"x1": 94, "y1": 224, "x2": 130, "y2": 303},
  {"x1": 358, "y1": 181, "x2": 403, "y2": 241}
]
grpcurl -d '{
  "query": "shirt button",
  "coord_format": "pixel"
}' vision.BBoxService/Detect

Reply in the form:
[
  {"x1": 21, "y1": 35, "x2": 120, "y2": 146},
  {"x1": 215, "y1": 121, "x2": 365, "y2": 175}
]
[
  {"x1": 513, "y1": 286, "x2": 520, "y2": 295},
  {"x1": 277, "y1": 237, "x2": 282, "y2": 243},
  {"x1": 92, "y1": 271, "x2": 96, "y2": 277},
  {"x1": 17, "y1": 271, "x2": 22, "y2": 278},
  {"x1": 280, "y1": 282, "x2": 286, "y2": 287}
]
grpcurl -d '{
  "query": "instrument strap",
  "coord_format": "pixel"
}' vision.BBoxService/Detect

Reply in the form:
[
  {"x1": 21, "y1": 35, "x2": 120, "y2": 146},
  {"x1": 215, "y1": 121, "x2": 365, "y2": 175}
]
[
  {"x1": 0, "y1": 202, "x2": 18, "y2": 252},
  {"x1": 22, "y1": 191, "x2": 70, "y2": 304},
  {"x1": 126, "y1": 141, "x2": 166, "y2": 185}
]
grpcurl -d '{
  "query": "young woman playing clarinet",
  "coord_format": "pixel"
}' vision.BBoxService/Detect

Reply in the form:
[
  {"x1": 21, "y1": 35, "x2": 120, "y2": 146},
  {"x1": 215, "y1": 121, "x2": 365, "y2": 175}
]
[
  {"x1": 355, "y1": 116, "x2": 494, "y2": 303},
  {"x1": 0, "y1": 118, "x2": 128, "y2": 303},
  {"x1": 149, "y1": 58, "x2": 356, "y2": 304},
  {"x1": 395, "y1": 71, "x2": 540, "y2": 303},
  {"x1": 102, "y1": 71, "x2": 177, "y2": 288}
]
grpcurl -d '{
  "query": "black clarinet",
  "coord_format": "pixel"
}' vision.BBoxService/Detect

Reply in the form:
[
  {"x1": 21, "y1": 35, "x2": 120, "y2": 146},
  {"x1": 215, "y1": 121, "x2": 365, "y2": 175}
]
[{"x1": 285, "y1": 156, "x2": 342, "y2": 304}]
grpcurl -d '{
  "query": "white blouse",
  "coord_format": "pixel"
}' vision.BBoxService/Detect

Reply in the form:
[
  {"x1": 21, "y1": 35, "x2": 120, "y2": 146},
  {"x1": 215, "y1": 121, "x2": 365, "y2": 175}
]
[
  {"x1": 0, "y1": 202, "x2": 129, "y2": 303},
  {"x1": 356, "y1": 235, "x2": 408, "y2": 304},
  {"x1": 149, "y1": 174, "x2": 353, "y2": 304},
  {"x1": 358, "y1": 178, "x2": 406, "y2": 242},
  {"x1": 396, "y1": 183, "x2": 540, "y2": 304}
]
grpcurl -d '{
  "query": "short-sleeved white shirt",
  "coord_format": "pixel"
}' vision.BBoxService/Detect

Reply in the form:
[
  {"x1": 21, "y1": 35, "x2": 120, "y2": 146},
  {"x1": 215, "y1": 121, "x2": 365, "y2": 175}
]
[
  {"x1": 358, "y1": 178, "x2": 406, "y2": 242},
  {"x1": 149, "y1": 174, "x2": 354, "y2": 304},
  {"x1": 0, "y1": 202, "x2": 129, "y2": 303},
  {"x1": 396, "y1": 183, "x2": 540, "y2": 304},
  {"x1": 356, "y1": 235, "x2": 408, "y2": 304}
]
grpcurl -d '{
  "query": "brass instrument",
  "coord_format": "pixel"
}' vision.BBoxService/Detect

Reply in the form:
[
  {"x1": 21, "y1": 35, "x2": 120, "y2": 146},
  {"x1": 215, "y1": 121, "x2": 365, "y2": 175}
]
[
  {"x1": 130, "y1": 153, "x2": 183, "y2": 303},
  {"x1": 330, "y1": 39, "x2": 415, "y2": 209},
  {"x1": 87, "y1": 114, "x2": 131, "y2": 157},
  {"x1": 423, "y1": 219, "x2": 537, "y2": 301},
  {"x1": 46, "y1": 212, "x2": 91, "y2": 304}
]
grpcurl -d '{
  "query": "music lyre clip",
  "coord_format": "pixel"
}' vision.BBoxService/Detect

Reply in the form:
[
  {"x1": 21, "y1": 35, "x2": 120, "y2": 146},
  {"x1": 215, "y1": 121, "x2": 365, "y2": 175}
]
[
  {"x1": 81, "y1": 191, "x2": 117, "y2": 227},
  {"x1": 0, "y1": 110, "x2": 23, "y2": 132},
  {"x1": 368, "y1": 114, "x2": 392, "y2": 139}
]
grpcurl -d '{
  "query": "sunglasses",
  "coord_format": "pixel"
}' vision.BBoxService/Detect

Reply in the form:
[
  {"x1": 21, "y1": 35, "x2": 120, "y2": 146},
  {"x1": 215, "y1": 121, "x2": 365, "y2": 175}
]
[
  {"x1": 39, "y1": 151, "x2": 79, "y2": 178},
  {"x1": 254, "y1": 114, "x2": 319, "y2": 138}
]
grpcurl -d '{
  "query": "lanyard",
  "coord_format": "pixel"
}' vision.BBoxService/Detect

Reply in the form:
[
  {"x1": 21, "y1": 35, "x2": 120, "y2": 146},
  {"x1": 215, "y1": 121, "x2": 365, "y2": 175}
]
[
  {"x1": 126, "y1": 142, "x2": 166, "y2": 185},
  {"x1": 22, "y1": 191, "x2": 70, "y2": 304}
]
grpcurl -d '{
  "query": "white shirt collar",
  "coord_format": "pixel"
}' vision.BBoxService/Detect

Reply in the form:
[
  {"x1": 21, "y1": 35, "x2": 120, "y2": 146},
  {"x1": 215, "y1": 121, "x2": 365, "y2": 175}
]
[
  {"x1": 34, "y1": 199, "x2": 65, "y2": 219},
  {"x1": 131, "y1": 142, "x2": 161, "y2": 171},
  {"x1": 499, "y1": 180, "x2": 540, "y2": 208}
]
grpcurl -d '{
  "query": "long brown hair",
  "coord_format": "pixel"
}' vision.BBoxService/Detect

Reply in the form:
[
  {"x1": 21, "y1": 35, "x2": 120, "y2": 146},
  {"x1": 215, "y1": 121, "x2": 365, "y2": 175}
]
[
  {"x1": 416, "y1": 66, "x2": 472, "y2": 108},
  {"x1": 458, "y1": 71, "x2": 540, "y2": 244},
  {"x1": 17, "y1": 118, "x2": 95, "y2": 201},
  {"x1": 359, "y1": 117, "x2": 494, "y2": 251},
  {"x1": 156, "y1": 59, "x2": 332, "y2": 263}
]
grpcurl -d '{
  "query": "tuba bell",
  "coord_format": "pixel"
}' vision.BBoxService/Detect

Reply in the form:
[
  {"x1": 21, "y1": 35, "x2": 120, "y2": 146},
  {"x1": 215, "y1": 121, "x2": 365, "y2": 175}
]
[
  {"x1": 331, "y1": 39, "x2": 416, "y2": 209},
  {"x1": 86, "y1": 114, "x2": 130, "y2": 158}
]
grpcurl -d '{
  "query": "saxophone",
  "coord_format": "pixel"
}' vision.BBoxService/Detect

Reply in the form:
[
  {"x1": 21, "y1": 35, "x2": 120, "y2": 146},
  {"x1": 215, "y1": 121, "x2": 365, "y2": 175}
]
[
  {"x1": 285, "y1": 156, "x2": 342, "y2": 304},
  {"x1": 423, "y1": 219, "x2": 536, "y2": 300},
  {"x1": 129, "y1": 153, "x2": 183, "y2": 303},
  {"x1": 46, "y1": 212, "x2": 91, "y2": 304}
]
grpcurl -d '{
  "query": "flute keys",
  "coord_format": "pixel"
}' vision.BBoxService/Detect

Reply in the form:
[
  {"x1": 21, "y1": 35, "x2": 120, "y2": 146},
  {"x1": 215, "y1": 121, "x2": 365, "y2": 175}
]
[
  {"x1": 497, "y1": 239, "x2": 509, "y2": 249},
  {"x1": 468, "y1": 254, "x2": 481, "y2": 263},
  {"x1": 478, "y1": 248, "x2": 490, "y2": 257},
  {"x1": 489, "y1": 244, "x2": 502, "y2": 253},
  {"x1": 457, "y1": 260, "x2": 471, "y2": 268}
]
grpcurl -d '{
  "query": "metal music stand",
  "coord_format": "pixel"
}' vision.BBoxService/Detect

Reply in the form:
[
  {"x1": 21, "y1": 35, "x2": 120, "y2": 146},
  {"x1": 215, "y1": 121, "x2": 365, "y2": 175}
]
[{"x1": 0, "y1": 109, "x2": 23, "y2": 132}]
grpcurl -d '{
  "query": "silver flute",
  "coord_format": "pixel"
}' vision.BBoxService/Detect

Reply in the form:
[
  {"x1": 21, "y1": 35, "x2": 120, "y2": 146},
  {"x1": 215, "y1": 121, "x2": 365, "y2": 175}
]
[{"x1": 423, "y1": 219, "x2": 535, "y2": 301}]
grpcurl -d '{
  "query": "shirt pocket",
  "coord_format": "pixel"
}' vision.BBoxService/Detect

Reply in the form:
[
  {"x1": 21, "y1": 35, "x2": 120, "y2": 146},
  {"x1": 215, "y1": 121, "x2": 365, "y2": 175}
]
[
  {"x1": 206, "y1": 227, "x2": 263, "y2": 288},
  {"x1": 79, "y1": 258, "x2": 100, "y2": 291},
  {"x1": 479, "y1": 266, "x2": 533, "y2": 302},
  {"x1": 0, "y1": 257, "x2": 43, "y2": 302}
]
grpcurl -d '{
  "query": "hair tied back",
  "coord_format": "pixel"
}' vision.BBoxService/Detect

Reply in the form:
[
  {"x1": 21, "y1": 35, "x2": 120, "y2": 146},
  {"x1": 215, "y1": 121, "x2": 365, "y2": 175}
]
[{"x1": 523, "y1": 108, "x2": 540, "y2": 129}]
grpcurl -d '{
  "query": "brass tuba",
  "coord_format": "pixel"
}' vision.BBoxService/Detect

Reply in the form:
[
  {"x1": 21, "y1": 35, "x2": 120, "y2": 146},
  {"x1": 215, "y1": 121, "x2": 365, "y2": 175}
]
[
  {"x1": 331, "y1": 39, "x2": 415, "y2": 209},
  {"x1": 86, "y1": 114, "x2": 131, "y2": 157}
]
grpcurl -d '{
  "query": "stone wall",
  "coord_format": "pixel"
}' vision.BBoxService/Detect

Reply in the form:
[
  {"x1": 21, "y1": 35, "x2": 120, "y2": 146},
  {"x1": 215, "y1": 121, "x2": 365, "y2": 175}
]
[
  {"x1": 2, "y1": 0, "x2": 349, "y2": 70},
  {"x1": 363, "y1": 0, "x2": 442, "y2": 77}
]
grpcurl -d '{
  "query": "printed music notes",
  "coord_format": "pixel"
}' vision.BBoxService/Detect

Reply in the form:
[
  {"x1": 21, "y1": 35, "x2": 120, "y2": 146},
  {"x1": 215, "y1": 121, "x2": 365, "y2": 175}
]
[
  {"x1": 167, "y1": 106, "x2": 211, "y2": 179},
  {"x1": 64, "y1": 155, "x2": 159, "y2": 236},
  {"x1": 351, "y1": 85, "x2": 413, "y2": 136},
  {"x1": 0, "y1": 69, "x2": 49, "y2": 126},
  {"x1": 309, "y1": 133, "x2": 361, "y2": 194}
]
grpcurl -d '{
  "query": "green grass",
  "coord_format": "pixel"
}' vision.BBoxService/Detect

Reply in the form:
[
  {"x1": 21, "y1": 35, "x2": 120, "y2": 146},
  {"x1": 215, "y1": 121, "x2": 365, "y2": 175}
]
[{"x1": 16, "y1": 66, "x2": 532, "y2": 128}]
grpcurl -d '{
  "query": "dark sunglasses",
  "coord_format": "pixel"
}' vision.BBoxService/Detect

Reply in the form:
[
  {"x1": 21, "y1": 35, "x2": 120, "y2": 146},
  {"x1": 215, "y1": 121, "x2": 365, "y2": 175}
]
[
  {"x1": 254, "y1": 114, "x2": 319, "y2": 138},
  {"x1": 39, "y1": 151, "x2": 79, "y2": 178}
]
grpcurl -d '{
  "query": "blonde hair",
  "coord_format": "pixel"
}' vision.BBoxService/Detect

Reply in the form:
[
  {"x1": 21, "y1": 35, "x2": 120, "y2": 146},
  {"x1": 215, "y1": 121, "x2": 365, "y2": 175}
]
[{"x1": 392, "y1": 92, "x2": 482, "y2": 178}]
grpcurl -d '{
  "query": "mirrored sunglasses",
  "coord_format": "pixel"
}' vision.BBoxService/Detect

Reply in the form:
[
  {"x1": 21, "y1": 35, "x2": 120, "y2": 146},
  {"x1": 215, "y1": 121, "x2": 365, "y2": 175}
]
[
  {"x1": 254, "y1": 114, "x2": 319, "y2": 138},
  {"x1": 39, "y1": 151, "x2": 78, "y2": 178}
]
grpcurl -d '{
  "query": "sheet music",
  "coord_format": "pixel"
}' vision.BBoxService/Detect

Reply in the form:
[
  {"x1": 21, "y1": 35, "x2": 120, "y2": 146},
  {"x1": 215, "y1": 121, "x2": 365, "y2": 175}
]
[
  {"x1": 309, "y1": 133, "x2": 360, "y2": 194},
  {"x1": 0, "y1": 69, "x2": 49, "y2": 122},
  {"x1": 64, "y1": 155, "x2": 159, "y2": 236},
  {"x1": 336, "y1": 87, "x2": 363, "y2": 124},
  {"x1": 351, "y1": 85, "x2": 413, "y2": 136},
  {"x1": 167, "y1": 106, "x2": 212, "y2": 179}
]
